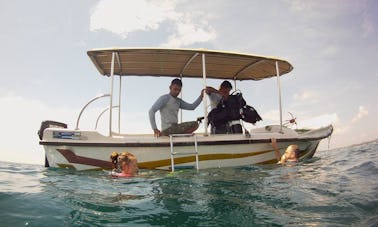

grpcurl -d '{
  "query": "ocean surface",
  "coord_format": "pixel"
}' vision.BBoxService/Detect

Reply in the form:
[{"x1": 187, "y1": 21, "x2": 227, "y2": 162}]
[{"x1": 1, "y1": 141, "x2": 377, "y2": 227}]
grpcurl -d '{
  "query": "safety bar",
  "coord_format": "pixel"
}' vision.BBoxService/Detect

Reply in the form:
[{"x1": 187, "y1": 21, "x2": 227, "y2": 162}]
[
  {"x1": 95, "y1": 105, "x2": 119, "y2": 130},
  {"x1": 75, "y1": 94, "x2": 110, "y2": 130}
]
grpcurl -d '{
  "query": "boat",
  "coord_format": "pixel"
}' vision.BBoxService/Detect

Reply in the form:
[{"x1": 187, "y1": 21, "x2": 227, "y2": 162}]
[{"x1": 38, "y1": 48, "x2": 333, "y2": 171}]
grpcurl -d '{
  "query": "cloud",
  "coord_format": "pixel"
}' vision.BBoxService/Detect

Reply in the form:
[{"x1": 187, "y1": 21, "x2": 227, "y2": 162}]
[
  {"x1": 90, "y1": 0, "x2": 216, "y2": 47},
  {"x1": 326, "y1": 106, "x2": 368, "y2": 136},
  {"x1": 261, "y1": 109, "x2": 280, "y2": 123},
  {"x1": 291, "y1": 107, "x2": 367, "y2": 135},
  {"x1": 286, "y1": 0, "x2": 368, "y2": 16},
  {"x1": 284, "y1": 0, "x2": 373, "y2": 42},
  {"x1": 362, "y1": 12, "x2": 375, "y2": 37},
  {"x1": 322, "y1": 44, "x2": 339, "y2": 56},
  {"x1": 286, "y1": 1, "x2": 317, "y2": 12},
  {"x1": 297, "y1": 113, "x2": 339, "y2": 129},
  {"x1": 259, "y1": 107, "x2": 339, "y2": 131},
  {"x1": 351, "y1": 105, "x2": 368, "y2": 123},
  {"x1": 0, "y1": 91, "x2": 158, "y2": 165},
  {"x1": 90, "y1": 0, "x2": 175, "y2": 38},
  {"x1": 293, "y1": 90, "x2": 317, "y2": 102},
  {"x1": 0, "y1": 94, "x2": 72, "y2": 165},
  {"x1": 291, "y1": 90, "x2": 320, "y2": 109},
  {"x1": 163, "y1": 14, "x2": 216, "y2": 47},
  {"x1": 0, "y1": 93, "x2": 111, "y2": 165}
]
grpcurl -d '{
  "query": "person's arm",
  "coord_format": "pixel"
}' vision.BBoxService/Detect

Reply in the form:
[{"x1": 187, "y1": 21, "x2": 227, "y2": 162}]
[
  {"x1": 205, "y1": 86, "x2": 220, "y2": 95},
  {"x1": 271, "y1": 138, "x2": 282, "y2": 163},
  {"x1": 179, "y1": 92, "x2": 203, "y2": 110},
  {"x1": 279, "y1": 154, "x2": 286, "y2": 164},
  {"x1": 149, "y1": 95, "x2": 170, "y2": 136}
]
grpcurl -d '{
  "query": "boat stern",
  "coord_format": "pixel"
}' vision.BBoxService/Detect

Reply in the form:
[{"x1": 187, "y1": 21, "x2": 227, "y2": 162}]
[{"x1": 38, "y1": 120, "x2": 68, "y2": 167}]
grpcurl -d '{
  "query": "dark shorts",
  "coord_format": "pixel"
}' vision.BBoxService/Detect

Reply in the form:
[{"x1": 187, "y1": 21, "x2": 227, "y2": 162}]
[{"x1": 162, "y1": 121, "x2": 199, "y2": 136}]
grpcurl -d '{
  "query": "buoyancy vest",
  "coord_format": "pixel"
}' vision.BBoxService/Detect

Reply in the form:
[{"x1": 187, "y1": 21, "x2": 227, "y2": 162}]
[{"x1": 207, "y1": 92, "x2": 262, "y2": 127}]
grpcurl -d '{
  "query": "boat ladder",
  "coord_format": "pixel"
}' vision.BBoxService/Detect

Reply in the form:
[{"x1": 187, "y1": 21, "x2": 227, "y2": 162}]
[{"x1": 169, "y1": 133, "x2": 199, "y2": 172}]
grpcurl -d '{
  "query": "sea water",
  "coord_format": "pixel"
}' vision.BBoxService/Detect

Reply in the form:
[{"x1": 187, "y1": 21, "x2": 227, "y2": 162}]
[{"x1": 1, "y1": 141, "x2": 377, "y2": 226}]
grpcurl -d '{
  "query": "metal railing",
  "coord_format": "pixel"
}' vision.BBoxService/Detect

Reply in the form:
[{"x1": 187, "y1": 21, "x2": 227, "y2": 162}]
[
  {"x1": 75, "y1": 94, "x2": 110, "y2": 130},
  {"x1": 95, "y1": 105, "x2": 119, "y2": 130}
]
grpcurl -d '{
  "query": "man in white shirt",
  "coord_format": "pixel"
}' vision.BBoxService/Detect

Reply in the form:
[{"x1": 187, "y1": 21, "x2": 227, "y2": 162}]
[{"x1": 149, "y1": 78, "x2": 203, "y2": 137}]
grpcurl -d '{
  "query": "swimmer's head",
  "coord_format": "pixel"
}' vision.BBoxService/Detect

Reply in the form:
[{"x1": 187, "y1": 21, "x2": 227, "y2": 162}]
[
  {"x1": 118, "y1": 152, "x2": 139, "y2": 173},
  {"x1": 285, "y1": 145, "x2": 299, "y2": 159},
  {"x1": 110, "y1": 152, "x2": 119, "y2": 170}
]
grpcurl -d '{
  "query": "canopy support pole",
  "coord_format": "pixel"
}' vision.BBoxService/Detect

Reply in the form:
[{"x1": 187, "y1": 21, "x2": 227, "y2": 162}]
[
  {"x1": 179, "y1": 53, "x2": 199, "y2": 124},
  {"x1": 109, "y1": 52, "x2": 115, "y2": 136},
  {"x1": 179, "y1": 74, "x2": 183, "y2": 123},
  {"x1": 118, "y1": 76, "x2": 122, "y2": 134},
  {"x1": 202, "y1": 53, "x2": 208, "y2": 136},
  {"x1": 275, "y1": 61, "x2": 283, "y2": 133},
  {"x1": 115, "y1": 52, "x2": 122, "y2": 134}
]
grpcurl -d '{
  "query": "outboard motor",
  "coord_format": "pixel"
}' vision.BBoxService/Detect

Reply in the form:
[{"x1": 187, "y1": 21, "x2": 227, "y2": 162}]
[
  {"x1": 38, "y1": 120, "x2": 67, "y2": 140},
  {"x1": 38, "y1": 120, "x2": 67, "y2": 167}
]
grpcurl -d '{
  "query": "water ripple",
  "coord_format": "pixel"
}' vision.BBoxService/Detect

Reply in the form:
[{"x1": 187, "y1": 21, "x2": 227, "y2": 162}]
[{"x1": 1, "y1": 141, "x2": 377, "y2": 226}]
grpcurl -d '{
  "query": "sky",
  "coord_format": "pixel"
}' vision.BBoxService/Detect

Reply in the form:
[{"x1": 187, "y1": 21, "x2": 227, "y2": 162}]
[{"x1": 0, "y1": 0, "x2": 377, "y2": 165}]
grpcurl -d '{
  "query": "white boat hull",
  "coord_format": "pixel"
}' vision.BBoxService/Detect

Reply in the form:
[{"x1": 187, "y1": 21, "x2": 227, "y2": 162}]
[{"x1": 40, "y1": 125, "x2": 333, "y2": 171}]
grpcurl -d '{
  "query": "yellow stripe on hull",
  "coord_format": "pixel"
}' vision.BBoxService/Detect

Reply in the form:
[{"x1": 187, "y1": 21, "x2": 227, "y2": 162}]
[{"x1": 138, "y1": 149, "x2": 272, "y2": 169}]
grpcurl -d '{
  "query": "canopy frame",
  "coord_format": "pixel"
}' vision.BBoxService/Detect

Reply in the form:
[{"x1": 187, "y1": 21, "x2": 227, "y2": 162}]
[
  {"x1": 87, "y1": 48, "x2": 293, "y2": 80},
  {"x1": 95, "y1": 48, "x2": 291, "y2": 136}
]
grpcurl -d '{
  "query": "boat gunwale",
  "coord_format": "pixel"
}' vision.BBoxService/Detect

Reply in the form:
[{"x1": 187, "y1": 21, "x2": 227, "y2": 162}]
[
  {"x1": 39, "y1": 135, "x2": 328, "y2": 147},
  {"x1": 40, "y1": 124, "x2": 333, "y2": 147}
]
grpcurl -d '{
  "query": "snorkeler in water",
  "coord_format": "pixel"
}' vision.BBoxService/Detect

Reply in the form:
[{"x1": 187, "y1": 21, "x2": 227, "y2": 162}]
[
  {"x1": 271, "y1": 138, "x2": 299, "y2": 164},
  {"x1": 110, "y1": 152, "x2": 138, "y2": 177}
]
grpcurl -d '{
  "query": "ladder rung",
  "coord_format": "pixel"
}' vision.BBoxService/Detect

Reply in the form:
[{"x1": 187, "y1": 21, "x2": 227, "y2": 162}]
[
  {"x1": 170, "y1": 165, "x2": 195, "y2": 170},
  {"x1": 169, "y1": 133, "x2": 194, "y2": 138},
  {"x1": 169, "y1": 133, "x2": 199, "y2": 172},
  {"x1": 172, "y1": 152, "x2": 198, "y2": 155}
]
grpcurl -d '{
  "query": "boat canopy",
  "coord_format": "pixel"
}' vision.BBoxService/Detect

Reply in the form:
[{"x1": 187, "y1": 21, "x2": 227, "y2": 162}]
[{"x1": 87, "y1": 48, "x2": 293, "y2": 81}]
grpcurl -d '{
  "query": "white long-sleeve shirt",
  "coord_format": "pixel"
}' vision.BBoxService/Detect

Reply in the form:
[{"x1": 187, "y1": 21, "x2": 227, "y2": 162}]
[{"x1": 149, "y1": 94, "x2": 202, "y2": 130}]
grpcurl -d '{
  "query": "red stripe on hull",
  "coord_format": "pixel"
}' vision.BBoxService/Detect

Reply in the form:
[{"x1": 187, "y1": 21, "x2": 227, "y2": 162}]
[{"x1": 57, "y1": 149, "x2": 112, "y2": 168}]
